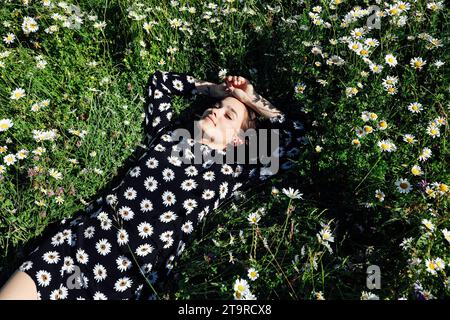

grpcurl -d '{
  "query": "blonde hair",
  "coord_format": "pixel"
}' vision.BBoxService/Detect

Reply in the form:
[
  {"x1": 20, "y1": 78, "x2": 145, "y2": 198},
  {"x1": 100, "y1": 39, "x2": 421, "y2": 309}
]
[{"x1": 241, "y1": 106, "x2": 258, "y2": 131}]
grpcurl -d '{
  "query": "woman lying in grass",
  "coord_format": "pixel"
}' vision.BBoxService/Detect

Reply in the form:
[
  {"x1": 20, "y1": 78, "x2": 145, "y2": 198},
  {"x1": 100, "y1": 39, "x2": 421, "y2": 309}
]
[{"x1": 0, "y1": 70, "x2": 305, "y2": 300}]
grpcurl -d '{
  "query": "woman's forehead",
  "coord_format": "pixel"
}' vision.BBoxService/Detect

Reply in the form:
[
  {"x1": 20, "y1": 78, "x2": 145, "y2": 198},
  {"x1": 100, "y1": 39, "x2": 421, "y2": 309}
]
[{"x1": 221, "y1": 97, "x2": 247, "y2": 115}]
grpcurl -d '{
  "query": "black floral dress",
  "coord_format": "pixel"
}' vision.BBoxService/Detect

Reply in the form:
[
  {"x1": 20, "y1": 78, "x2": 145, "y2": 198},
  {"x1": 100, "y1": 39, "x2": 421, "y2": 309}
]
[{"x1": 17, "y1": 70, "x2": 306, "y2": 300}]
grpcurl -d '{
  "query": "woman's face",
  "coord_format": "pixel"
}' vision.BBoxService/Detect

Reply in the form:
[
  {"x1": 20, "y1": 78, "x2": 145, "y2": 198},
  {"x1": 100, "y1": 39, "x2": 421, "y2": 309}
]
[{"x1": 196, "y1": 96, "x2": 249, "y2": 149}]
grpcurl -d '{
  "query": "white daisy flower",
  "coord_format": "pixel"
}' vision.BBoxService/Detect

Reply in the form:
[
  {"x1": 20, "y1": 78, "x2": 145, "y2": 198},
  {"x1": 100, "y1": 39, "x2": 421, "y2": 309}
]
[
  {"x1": 10, "y1": 87, "x2": 26, "y2": 100},
  {"x1": 247, "y1": 268, "x2": 259, "y2": 281},
  {"x1": 385, "y1": 54, "x2": 398, "y2": 67},
  {"x1": 410, "y1": 57, "x2": 426, "y2": 70},
  {"x1": 282, "y1": 187, "x2": 304, "y2": 199},
  {"x1": 0, "y1": 118, "x2": 13, "y2": 132},
  {"x1": 248, "y1": 212, "x2": 261, "y2": 225},
  {"x1": 407, "y1": 102, "x2": 423, "y2": 113},
  {"x1": 395, "y1": 178, "x2": 412, "y2": 193}
]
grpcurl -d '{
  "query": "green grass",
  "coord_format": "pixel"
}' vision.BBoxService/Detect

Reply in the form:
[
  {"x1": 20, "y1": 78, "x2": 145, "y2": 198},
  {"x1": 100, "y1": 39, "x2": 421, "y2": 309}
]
[{"x1": 0, "y1": 0, "x2": 448, "y2": 300}]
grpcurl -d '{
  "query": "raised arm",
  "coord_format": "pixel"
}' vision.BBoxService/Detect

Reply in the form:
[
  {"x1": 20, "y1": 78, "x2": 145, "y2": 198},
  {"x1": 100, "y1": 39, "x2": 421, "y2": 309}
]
[
  {"x1": 144, "y1": 70, "x2": 197, "y2": 140},
  {"x1": 144, "y1": 70, "x2": 232, "y2": 141},
  {"x1": 224, "y1": 75, "x2": 306, "y2": 184}
]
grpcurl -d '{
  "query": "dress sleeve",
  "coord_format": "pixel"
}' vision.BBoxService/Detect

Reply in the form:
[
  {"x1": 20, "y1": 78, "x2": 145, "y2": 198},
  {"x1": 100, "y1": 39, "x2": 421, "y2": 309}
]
[
  {"x1": 144, "y1": 70, "x2": 197, "y2": 141},
  {"x1": 232, "y1": 111, "x2": 307, "y2": 190}
]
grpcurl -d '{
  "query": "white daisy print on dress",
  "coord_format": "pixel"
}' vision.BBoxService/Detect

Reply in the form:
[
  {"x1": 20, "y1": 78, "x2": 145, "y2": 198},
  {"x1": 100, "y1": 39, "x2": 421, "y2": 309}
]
[
  {"x1": 181, "y1": 221, "x2": 194, "y2": 234},
  {"x1": 136, "y1": 243, "x2": 154, "y2": 257},
  {"x1": 129, "y1": 166, "x2": 141, "y2": 178},
  {"x1": 202, "y1": 189, "x2": 215, "y2": 200},
  {"x1": 118, "y1": 206, "x2": 135, "y2": 221},
  {"x1": 124, "y1": 187, "x2": 137, "y2": 200},
  {"x1": 51, "y1": 232, "x2": 65, "y2": 246},
  {"x1": 36, "y1": 270, "x2": 52, "y2": 287},
  {"x1": 84, "y1": 226, "x2": 95, "y2": 239},
  {"x1": 183, "y1": 198, "x2": 198, "y2": 214},
  {"x1": 117, "y1": 228, "x2": 129, "y2": 246},
  {"x1": 61, "y1": 257, "x2": 75, "y2": 275},
  {"x1": 140, "y1": 198, "x2": 154, "y2": 212},
  {"x1": 105, "y1": 193, "x2": 118, "y2": 206},
  {"x1": 138, "y1": 222, "x2": 154, "y2": 239},
  {"x1": 76, "y1": 248, "x2": 89, "y2": 264},
  {"x1": 93, "y1": 292, "x2": 108, "y2": 300},
  {"x1": 162, "y1": 168, "x2": 175, "y2": 181},
  {"x1": 154, "y1": 143, "x2": 165, "y2": 151},
  {"x1": 42, "y1": 251, "x2": 60, "y2": 264},
  {"x1": 96, "y1": 238, "x2": 112, "y2": 256},
  {"x1": 203, "y1": 171, "x2": 215, "y2": 181},
  {"x1": 114, "y1": 277, "x2": 133, "y2": 292},
  {"x1": 93, "y1": 263, "x2": 107, "y2": 282},
  {"x1": 144, "y1": 176, "x2": 158, "y2": 192},
  {"x1": 162, "y1": 190, "x2": 176, "y2": 206},
  {"x1": 159, "y1": 210, "x2": 178, "y2": 223},
  {"x1": 172, "y1": 79, "x2": 184, "y2": 91},
  {"x1": 116, "y1": 256, "x2": 132, "y2": 272},
  {"x1": 221, "y1": 164, "x2": 233, "y2": 175},
  {"x1": 50, "y1": 284, "x2": 68, "y2": 300},
  {"x1": 219, "y1": 181, "x2": 229, "y2": 199},
  {"x1": 167, "y1": 155, "x2": 182, "y2": 167},
  {"x1": 19, "y1": 261, "x2": 33, "y2": 272},
  {"x1": 145, "y1": 157, "x2": 159, "y2": 169},
  {"x1": 181, "y1": 179, "x2": 197, "y2": 191},
  {"x1": 185, "y1": 165, "x2": 198, "y2": 177}
]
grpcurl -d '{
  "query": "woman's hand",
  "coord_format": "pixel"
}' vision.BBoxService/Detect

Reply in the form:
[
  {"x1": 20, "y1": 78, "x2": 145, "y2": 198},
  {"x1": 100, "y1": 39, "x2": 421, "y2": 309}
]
[
  {"x1": 224, "y1": 75, "x2": 282, "y2": 119},
  {"x1": 224, "y1": 75, "x2": 255, "y2": 97}
]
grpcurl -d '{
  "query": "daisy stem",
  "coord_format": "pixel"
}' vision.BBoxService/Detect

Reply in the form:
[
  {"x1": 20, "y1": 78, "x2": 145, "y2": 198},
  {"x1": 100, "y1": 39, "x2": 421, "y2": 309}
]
[{"x1": 354, "y1": 155, "x2": 382, "y2": 194}]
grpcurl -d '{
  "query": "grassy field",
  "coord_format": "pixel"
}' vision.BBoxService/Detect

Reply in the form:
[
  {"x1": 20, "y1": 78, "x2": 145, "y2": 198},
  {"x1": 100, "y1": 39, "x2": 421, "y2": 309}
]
[{"x1": 0, "y1": 0, "x2": 448, "y2": 299}]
